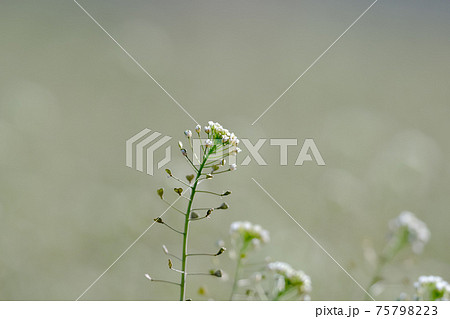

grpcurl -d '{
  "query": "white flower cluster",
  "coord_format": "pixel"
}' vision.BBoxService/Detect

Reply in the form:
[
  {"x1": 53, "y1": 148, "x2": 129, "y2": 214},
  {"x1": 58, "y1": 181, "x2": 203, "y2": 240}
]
[
  {"x1": 205, "y1": 121, "x2": 240, "y2": 147},
  {"x1": 389, "y1": 211, "x2": 430, "y2": 254},
  {"x1": 268, "y1": 261, "x2": 312, "y2": 295},
  {"x1": 414, "y1": 276, "x2": 450, "y2": 301},
  {"x1": 230, "y1": 221, "x2": 270, "y2": 247},
  {"x1": 184, "y1": 121, "x2": 240, "y2": 170}
]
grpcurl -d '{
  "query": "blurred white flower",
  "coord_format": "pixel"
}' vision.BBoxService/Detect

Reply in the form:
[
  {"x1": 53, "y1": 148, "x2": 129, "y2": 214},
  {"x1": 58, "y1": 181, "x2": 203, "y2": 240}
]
[
  {"x1": 230, "y1": 221, "x2": 270, "y2": 248},
  {"x1": 389, "y1": 211, "x2": 430, "y2": 254},
  {"x1": 195, "y1": 124, "x2": 201, "y2": 133},
  {"x1": 268, "y1": 261, "x2": 312, "y2": 296},
  {"x1": 414, "y1": 275, "x2": 450, "y2": 301}
]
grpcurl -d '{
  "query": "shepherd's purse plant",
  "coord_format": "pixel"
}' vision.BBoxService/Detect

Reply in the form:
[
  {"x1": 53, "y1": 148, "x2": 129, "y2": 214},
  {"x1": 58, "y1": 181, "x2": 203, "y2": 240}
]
[{"x1": 145, "y1": 121, "x2": 240, "y2": 300}]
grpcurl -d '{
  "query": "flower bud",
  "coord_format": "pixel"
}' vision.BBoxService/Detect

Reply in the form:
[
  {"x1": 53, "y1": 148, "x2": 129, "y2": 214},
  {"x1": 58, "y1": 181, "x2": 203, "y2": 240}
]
[
  {"x1": 165, "y1": 168, "x2": 172, "y2": 176},
  {"x1": 181, "y1": 149, "x2": 187, "y2": 157},
  {"x1": 184, "y1": 130, "x2": 192, "y2": 138},
  {"x1": 195, "y1": 125, "x2": 201, "y2": 133}
]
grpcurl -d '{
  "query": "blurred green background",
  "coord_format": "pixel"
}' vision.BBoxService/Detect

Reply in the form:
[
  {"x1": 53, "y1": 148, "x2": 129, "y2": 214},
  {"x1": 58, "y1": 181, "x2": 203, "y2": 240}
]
[{"x1": 1, "y1": 0, "x2": 449, "y2": 300}]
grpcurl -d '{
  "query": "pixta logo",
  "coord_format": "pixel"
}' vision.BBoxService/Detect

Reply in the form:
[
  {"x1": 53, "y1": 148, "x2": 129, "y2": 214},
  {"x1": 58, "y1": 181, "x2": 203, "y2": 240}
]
[
  {"x1": 126, "y1": 129, "x2": 172, "y2": 176},
  {"x1": 126, "y1": 129, "x2": 325, "y2": 176}
]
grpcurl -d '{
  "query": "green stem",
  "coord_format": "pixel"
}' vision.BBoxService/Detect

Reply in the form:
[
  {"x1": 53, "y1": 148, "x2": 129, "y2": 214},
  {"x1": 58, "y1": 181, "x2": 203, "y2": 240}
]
[
  {"x1": 179, "y1": 149, "x2": 212, "y2": 301},
  {"x1": 273, "y1": 286, "x2": 298, "y2": 301},
  {"x1": 230, "y1": 242, "x2": 249, "y2": 300},
  {"x1": 230, "y1": 254, "x2": 243, "y2": 301},
  {"x1": 365, "y1": 231, "x2": 408, "y2": 300},
  {"x1": 365, "y1": 258, "x2": 385, "y2": 300}
]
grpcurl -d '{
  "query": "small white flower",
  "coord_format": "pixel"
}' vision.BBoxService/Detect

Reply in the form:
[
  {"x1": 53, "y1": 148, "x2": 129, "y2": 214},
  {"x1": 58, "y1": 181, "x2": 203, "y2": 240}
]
[
  {"x1": 252, "y1": 272, "x2": 263, "y2": 282},
  {"x1": 268, "y1": 262, "x2": 292, "y2": 277},
  {"x1": 204, "y1": 126, "x2": 211, "y2": 134},
  {"x1": 195, "y1": 124, "x2": 201, "y2": 133},
  {"x1": 260, "y1": 229, "x2": 270, "y2": 243},
  {"x1": 222, "y1": 135, "x2": 229, "y2": 143},
  {"x1": 268, "y1": 261, "x2": 312, "y2": 295},
  {"x1": 251, "y1": 238, "x2": 261, "y2": 248},
  {"x1": 242, "y1": 221, "x2": 252, "y2": 231},
  {"x1": 184, "y1": 129, "x2": 192, "y2": 138},
  {"x1": 230, "y1": 137, "x2": 239, "y2": 146},
  {"x1": 389, "y1": 211, "x2": 430, "y2": 254},
  {"x1": 230, "y1": 163, "x2": 237, "y2": 171},
  {"x1": 229, "y1": 221, "x2": 270, "y2": 247},
  {"x1": 414, "y1": 275, "x2": 450, "y2": 301},
  {"x1": 205, "y1": 139, "x2": 213, "y2": 147},
  {"x1": 230, "y1": 147, "x2": 242, "y2": 155}
]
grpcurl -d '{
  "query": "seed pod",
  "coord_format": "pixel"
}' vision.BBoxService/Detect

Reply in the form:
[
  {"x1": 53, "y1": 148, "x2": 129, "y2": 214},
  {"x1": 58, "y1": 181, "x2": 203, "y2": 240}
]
[
  {"x1": 217, "y1": 202, "x2": 229, "y2": 210},
  {"x1": 215, "y1": 247, "x2": 226, "y2": 256},
  {"x1": 190, "y1": 212, "x2": 199, "y2": 219},
  {"x1": 186, "y1": 174, "x2": 195, "y2": 183}
]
